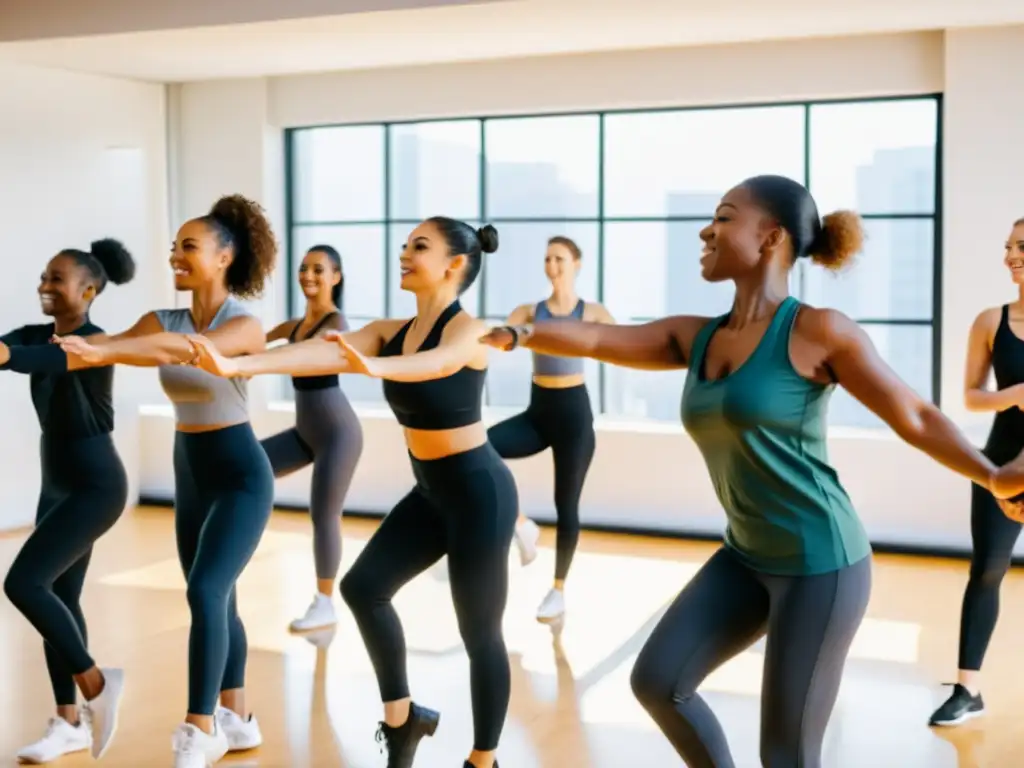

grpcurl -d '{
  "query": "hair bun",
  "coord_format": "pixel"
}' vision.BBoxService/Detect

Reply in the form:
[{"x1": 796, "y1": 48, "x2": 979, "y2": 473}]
[
  {"x1": 808, "y1": 210, "x2": 864, "y2": 272},
  {"x1": 477, "y1": 224, "x2": 499, "y2": 254},
  {"x1": 89, "y1": 238, "x2": 136, "y2": 286}
]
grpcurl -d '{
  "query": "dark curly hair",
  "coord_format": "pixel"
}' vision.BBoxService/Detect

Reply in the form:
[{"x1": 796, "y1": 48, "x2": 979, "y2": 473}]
[
  {"x1": 199, "y1": 194, "x2": 277, "y2": 299},
  {"x1": 59, "y1": 238, "x2": 136, "y2": 302}
]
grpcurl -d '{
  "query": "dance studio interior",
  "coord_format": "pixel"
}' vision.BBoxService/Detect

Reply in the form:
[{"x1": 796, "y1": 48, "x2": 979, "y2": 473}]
[{"x1": 2, "y1": 1, "x2": 1024, "y2": 766}]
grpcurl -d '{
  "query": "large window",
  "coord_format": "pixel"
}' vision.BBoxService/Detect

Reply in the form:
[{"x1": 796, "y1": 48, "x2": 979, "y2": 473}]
[{"x1": 286, "y1": 96, "x2": 941, "y2": 427}]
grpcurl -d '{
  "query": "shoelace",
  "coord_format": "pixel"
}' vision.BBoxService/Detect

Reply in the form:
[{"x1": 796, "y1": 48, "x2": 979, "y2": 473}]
[
  {"x1": 172, "y1": 726, "x2": 197, "y2": 753},
  {"x1": 374, "y1": 722, "x2": 395, "y2": 756}
]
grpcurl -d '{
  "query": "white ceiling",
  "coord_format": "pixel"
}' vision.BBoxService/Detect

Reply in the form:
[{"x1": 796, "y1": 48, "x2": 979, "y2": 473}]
[{"x1": 1, "y1": 0, "x2": 1023, "y2": 83}]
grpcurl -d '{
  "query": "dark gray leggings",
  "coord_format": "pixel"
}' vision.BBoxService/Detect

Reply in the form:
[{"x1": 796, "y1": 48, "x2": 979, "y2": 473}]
[
  {"x1": 630, "y1": 547, "x2": 871, "y2": 768},
  {"x1": 261, "y1": 387, "x2": 363, "y2": 580}
]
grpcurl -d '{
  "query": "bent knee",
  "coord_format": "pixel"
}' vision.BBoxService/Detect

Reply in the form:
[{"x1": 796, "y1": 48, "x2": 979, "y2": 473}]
[
  {"x1": 185, "y1": 578, "x2": 229, "y2": 615},
  {"x1": 630, "y1": 657, "x2": 677, "y2": 708},
  {"x1": 339, "y1": 568, "x2": 381, "y2": 611}
]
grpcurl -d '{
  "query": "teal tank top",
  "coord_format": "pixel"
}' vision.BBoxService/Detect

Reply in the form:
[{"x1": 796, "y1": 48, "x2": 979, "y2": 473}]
[{"x1": 680, "y1": 296, "x2": 871, "y2": 576}]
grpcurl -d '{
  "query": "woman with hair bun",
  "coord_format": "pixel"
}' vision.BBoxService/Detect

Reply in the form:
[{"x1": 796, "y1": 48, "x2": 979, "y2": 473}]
[
  {"x1": 1, "y1": 239, "x2": 134, "y2": 764},
  {"x1": 481, "y1": 175, "x2": 1024, "y2": 766},
  {"x1": 55, "y1": 195, "x2": 278, "y2": 768},
  {"x1": 188, "y1": 216, "x2": 516, "y2": 768},
  {"x1": 261, "y1": 244, "x2": 363, "y2": 633}
]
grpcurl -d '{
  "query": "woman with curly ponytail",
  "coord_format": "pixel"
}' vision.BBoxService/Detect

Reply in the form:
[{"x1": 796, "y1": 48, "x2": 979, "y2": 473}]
[
  {"x1": 0, "y1": 238, "x2": 134, "y2": 764},
  {"x1": 480, "y1": 175, "x2": 1024, "y2": 766},
  {"x1": 51, "y1": 195, "x2": 278, "y2": 767}
]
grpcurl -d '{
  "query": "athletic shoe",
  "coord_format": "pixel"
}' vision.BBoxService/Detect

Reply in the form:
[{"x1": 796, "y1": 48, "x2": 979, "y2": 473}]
[
  {"x1": 928, "y1": 683, "x2": 985, "y2": 726},
  {"x1": 215, "y1": 706, "x2": 263, "y2": 751},
  {"x1": 16, "y1": 717, "x2": 91, "y2": 764},
  {"x1": 375, "y1": 702, "x2": 440, "y2": 768},
  {"x1": 536, "y1": 588, "x2": 565, "y2": 623},
  {"x1": 171, "y1": 722, "x2": 229, "y2": 768},
  {"x1": 514, "y1": 518, "x2": 540, "y2": 566},
  {"x1": 289, "y1": 593, "x2": 337, "y2": 632},
  {"x1": 82, "y1": 666, "x2": 124, "y2": 759}
]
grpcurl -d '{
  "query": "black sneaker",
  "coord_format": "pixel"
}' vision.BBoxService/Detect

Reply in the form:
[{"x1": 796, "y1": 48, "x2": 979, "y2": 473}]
[
  {"x1": 375, "y1": 703, "x2": 440, "y2": 768},
  {"x1": 928, "y1": 683, "x2": 985, "y2": 726}
]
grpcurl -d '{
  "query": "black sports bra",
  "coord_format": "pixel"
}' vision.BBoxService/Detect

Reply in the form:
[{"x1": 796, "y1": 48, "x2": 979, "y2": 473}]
[
  {"x1": 290, "y1": 311, "x2": 345, "y2": 391},
  {"x1": 379, "y1": 300, "x2": 485, "y2": 430}
]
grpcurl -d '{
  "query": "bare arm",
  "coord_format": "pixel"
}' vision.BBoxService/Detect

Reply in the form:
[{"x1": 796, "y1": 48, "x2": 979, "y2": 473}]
[
  {"x1": 266, "y1": 320, "x2": 297, "y2": 344},
  {"x1": 584, "y1": 302, "x2": 616, "y2": 325},
  {"x1": 357, "y1": 316, "x2": 487, "y2": 383},
  {"x1": 820, "y1": 309, "x2": 998, "y2": 490},
  {"x1": 225, "y1": 321, "x2": 397, "y2": 378},
  {"x1": 963, "y1": 308, "x2": 1024, "y2": 412},
  {"x1": 510, "y1": 316, "x2": 707, "y2": 371},
  {"x1": 505, "y1": 304, "x2": 533, "y2": 326}
]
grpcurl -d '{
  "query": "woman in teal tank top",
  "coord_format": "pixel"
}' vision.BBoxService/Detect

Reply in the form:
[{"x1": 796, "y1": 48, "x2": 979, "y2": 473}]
[{"x1": 482, "y1": 175, "x2": 1024, "y2": 767}]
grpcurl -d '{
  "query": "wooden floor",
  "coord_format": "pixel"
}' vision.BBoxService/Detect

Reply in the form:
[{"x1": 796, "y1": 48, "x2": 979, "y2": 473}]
[{"x1": 0, "y1": 507, "x2": 1021, "y2": 767}]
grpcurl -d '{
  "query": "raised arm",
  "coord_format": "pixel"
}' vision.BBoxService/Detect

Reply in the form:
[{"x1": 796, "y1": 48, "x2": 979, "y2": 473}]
[
  {"x1": 815, "y1": 308, "x2": 1015, "y2": 494},
  {"x1": 963, "y1": 308, "x2": 1023, "y2": 412},
  {"x1": 333, "y1": 314, "x2": 487, "y2": 383},
  {"x1": 193, "y1": 320, "x2": 398, "y2": 379},
  {"x1": 482, "y1": 315, "x2": 707, "y2": 371}
]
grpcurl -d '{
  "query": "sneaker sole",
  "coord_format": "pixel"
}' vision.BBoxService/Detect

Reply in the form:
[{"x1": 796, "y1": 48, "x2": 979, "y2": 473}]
[
  {"x1": 929, "y1": 708, "x2": 985, "y2": 727},
  {"x1": 536, "y1": 612, "x2": 565, "y2": 625},
  {"x1": 92, "y1": 670, "x2": 125, "y2": 759},
  {"x1": 288, "y1": 618, "x2": 338, "y2": 633},
  {"x1": 17, "y1": 745, "x2": 90, "y2": 765}
]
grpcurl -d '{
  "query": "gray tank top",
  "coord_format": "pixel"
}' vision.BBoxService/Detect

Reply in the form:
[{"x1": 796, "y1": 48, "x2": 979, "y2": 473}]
[
  {"x1": 154, "y1": 297, "x2": 251, "y2": 426},
  {"x1": 532, "y1": 299, "x2": 586, "y2": 376}
]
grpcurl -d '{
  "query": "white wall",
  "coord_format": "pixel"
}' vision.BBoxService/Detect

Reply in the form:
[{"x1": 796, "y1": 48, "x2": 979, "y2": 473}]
[
  {"x1": 145, "y1": 28, "x2": 1024, "y2": 555},
  {"x1": 0, "y1": 62, "x2": 169, "y2": 530}
]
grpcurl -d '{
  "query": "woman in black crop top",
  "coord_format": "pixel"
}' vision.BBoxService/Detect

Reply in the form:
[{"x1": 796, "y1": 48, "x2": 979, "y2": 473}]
[
  {"x1": 190, "y1": 216, "x2": 516, "y2": 768},
  {"x1": 930, "y1": 216, "x2": 1024, "y2": 728},
  {"x1": 260, "y1": 244, "x2": 363, "y2": 634},
  {"x1": 0, "y1": 239, "x2": 135, "y2": 764}
]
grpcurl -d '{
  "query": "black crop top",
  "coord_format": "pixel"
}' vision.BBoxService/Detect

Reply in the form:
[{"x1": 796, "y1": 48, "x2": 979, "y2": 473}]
[
  {"x1": 289, "y1": 311, "x2": 346, "y2": 391},
  {"x1": 379, "y1": 300, "x2": 485, "y2": 430},
  {"x1": 1, "y1": 322, "x2": 114, "y2": 439}
]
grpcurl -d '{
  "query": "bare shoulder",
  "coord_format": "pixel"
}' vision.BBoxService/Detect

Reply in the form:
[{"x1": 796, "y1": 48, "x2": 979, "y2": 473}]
[
  {"x1": 364, "y1": 318, "x2": 408, "y2": 343},
  {"x1": 583, "y1": 301, "x2": 614, "y2": 323},
  {"x1": 792, "y1": 304, "x2": 861, "y2": 348},
  {"x1": 449, "y1": 310, "x2": 488, "y2": 337},
  {"x1": 973, "y1": 305, "x2": 1003, "y2": 336}
]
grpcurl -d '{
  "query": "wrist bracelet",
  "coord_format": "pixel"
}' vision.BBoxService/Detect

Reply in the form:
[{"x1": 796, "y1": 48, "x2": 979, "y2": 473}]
[{"x1": 505, "y1": 326, "x2": 520, "y2": 351}]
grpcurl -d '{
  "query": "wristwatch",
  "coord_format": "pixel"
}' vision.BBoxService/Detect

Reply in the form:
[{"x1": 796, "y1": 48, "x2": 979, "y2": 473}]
[{"x1": 506, "y1": 323, "x2": 535, "y2": 350}]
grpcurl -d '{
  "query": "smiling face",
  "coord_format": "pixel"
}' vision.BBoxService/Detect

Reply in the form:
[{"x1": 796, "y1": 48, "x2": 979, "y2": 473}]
[
  {"x1": 397, "y1": 220, "x2": 466, "y2": 295},
  {"x1": 298, "y1": 249, "x2": 341, "y2": 302},
  {"x1": 1005, "y1": 222, "x2": 1024, "y2": 284},
  {"x1": 169, "y1": 219, "x2": 231, "y2": 292},
  {"x1": 698, "y1": 185, "x2": 784, "y2": 283},
  {"x1": 544, "y1": 241, "x2": 579, "y2": 285},
  {"x1": 38, "y1": 253, "x2": 93, "y2": 318}
]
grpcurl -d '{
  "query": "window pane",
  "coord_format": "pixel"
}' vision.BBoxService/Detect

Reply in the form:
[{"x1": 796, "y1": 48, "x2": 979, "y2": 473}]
[
  {"x1": 484, "y1": 115, "x2": 599, "y2": 218},
  {"x1": 291, "y1": 225, "x2": 385, "y2": 318},
  {"x1": 603, "y1": 107, "x2": 805, "y2": 217},
  {"x1": 603, "y1": 222, "x2": 734, "y2": 321},
  {"x1": 799, "y1": 218, "x2": 934, "y2": 321},
  {"x1": 809, "y1": 99, "x2": 937, "y2": 215},
  {"x1": 389, "y1": 121, "x2": 481, "y2": 221},
  {"x1": 386, "y1": 223, "x2": 481, "y2": 319},
  {"x1": 481, "y1": 222, "x2": 599, "y2": 319},
  {"x1": 338, "y1": 316, "x2": 386, "y2": 404},
  {"x1": 829, "y1": 325, "x2": 933, "y2": 428},
  {"x1": 482, "y1": 317, "x2": 601, "y2": 411},
  {"x1": 292, "y1": 127, "x2": 384, "y2": 222},
  {"x1": 604, "y1": 367, "x2": 687, "y2": 423}
]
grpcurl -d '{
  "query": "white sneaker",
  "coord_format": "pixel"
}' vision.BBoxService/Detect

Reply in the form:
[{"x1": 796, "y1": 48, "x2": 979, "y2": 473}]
[
  {"x1": 82, "y1": 666, "x2": 124, "y2": 759},
  {"x1": 172, "y1": 722, "x2": 229, "y2": 768},
  {"x1": 536, "y1": 588, "x2": 566, "y2": 624},
  {"x1": 16, "y1": 717, "x2": 91, "y2": 764},
  {"x1": 514, "y1": 518, "x2": 540, "y2": 566},
  {"x1": 289, "y1": 593, "x2": 337, "y2": 632},
  {"x1": 215, "y1": 706, "x2": 263, "y2": 751}
]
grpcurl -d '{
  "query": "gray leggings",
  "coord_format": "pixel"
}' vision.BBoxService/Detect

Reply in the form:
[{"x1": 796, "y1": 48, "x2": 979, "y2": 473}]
[
  {"x1": 261, "y1": 387, "x2": 363, "y2": 580},
  {"x1": 630, "y1": 547, "x2": 871, "y2": 768}
]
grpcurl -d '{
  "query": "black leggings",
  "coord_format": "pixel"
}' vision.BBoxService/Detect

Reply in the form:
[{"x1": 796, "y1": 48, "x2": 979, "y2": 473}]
[
  {"x1": 630, "y1": 547, "x2": 871, "y2": 768},
  {"x1": 174, "y1": 423, "x2": 274, "y2": 716},
  {"x1": 487, "y1": 383, "x2": 595, "y2": 580},
  {"x1": 959, "y1": 477, "x2": 1022, "y2": 670},
  {"x1": 4, "y1": 434, "x2": 128, "y2": 706},
  {"x1": 261, "y1": 386, "x2": 363, "y2": 580},
  {"x1": 340, "y1": 443, "x2": 518, "y2": 751}
]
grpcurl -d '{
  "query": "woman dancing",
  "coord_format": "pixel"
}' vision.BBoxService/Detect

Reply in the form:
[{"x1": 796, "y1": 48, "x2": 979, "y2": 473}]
[
  {"x1": 481, "y1": 175, "x2": 1024, "y2": 767},
  {"x1": 189, "y1": 216, "x2": 515, "y2": 768},
  {"x1": 261, "y1": 244, "x2": 363, "y2": 633},
  {"x1": 2, "y1": 239, "x2": 134, "y2": 764},
  {"x1": 55, "y1": 195, "x2": 277, "y2": 768},
  {"x1": 488, "y1": 235, "x2": 613, "y2": 623},
  {"x1": 929, "y1": 216, "x2": 1024, "y2": 727}
]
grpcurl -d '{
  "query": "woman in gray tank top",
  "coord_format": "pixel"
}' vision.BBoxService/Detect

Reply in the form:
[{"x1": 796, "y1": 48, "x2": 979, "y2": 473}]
[
  {"x1": 487, "y1": 236, "x2": 614, "y2": 625},
  {"x1": 260, "y1": 244, "x2": 363, "y2": 634},
  {"x1": 55, "y1": 195, "x2": 278, "y2": 768}
]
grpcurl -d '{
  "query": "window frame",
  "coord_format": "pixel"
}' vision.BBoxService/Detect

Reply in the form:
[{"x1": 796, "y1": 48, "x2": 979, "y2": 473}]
[{"x1": 284, "y1": 93, "x2": 944, "y2": 416}]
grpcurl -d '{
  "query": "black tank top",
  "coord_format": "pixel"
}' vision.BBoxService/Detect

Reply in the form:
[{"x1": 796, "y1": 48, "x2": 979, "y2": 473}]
[
  {"x1": 986, "y1": 305, "x2": 1024, "y2": 462},
  {"x1": 379, "y1": 300, "x2": 485, "y2": 430},
  {"x1": 289, "y1": 311, "x2": 345, "y2": 391}
]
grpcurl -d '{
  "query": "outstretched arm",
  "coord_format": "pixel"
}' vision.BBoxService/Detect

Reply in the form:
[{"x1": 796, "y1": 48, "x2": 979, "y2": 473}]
[
  {"x1": 336, "y1": 315, "x2": 488, "y2": 383},
  {"x1": 818, "y1": 309, "x2": 1017, "y2": 494},
  {"x1": 482, "y1": 315, "x2": 707, "y2": 371}
]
